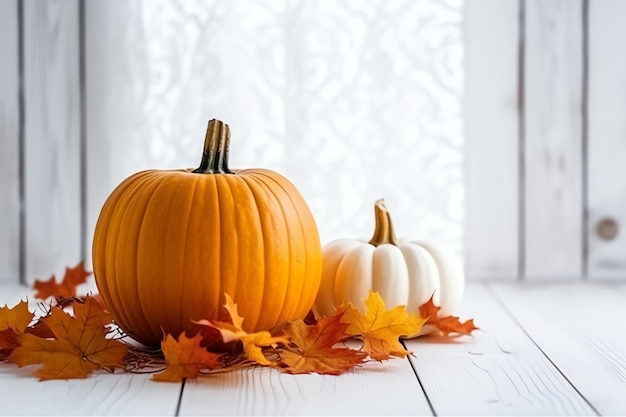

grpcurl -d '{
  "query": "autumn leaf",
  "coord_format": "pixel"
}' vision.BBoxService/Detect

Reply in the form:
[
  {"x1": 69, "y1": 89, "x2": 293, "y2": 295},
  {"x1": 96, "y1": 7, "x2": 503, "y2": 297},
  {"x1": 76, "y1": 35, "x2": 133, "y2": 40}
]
[
  {"x1": 152, "y1": 333, "x2": 223, "y2": 382},
  {"x1": 342, "y1": 291, "x2": 426, "y2": 361},
  {"x1": 418, "y1": 295, "x2": 479, "y2": 337},
  {"x1": 8, "y1": 296, "x2": 127, "y2": 380},
  {"x1": 33, "y1": 262, "x2": 91, "y2": 300},
  {"x1": 195, "y1": 294, "x2": 289, "y2": 366},
  {"x1": 0, "y1": 300, "x2": 34, "y2": 358},
  {"x1": 0, "y1": 300, "x2": 33, "y2": 333},
  {"x1": 280, "y1": 310, "x2": 366, "y2": 375}
]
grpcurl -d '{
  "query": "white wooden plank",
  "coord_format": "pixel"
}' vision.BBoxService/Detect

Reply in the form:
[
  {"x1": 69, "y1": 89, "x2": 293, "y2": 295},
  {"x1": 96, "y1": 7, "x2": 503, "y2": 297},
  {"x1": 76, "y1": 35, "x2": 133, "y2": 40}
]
[
  {"x1": 587, "y1": 0, "x2": 626, "y2": 280},
  {"x1": 405, "y1": 284, "x2": 595, "y2": 416},
  {"x1": 23, "y1": 0, "x2": 82, "y2": 285},
  {"x1": 179, "y1": 349, "x2": 431, "y2": 416},
  {"x1": 84, "y1": 1, "x2": 158, "y2": 274},
  {"x1": 464, "y1": 0, "x2": 520, "y2": 280},
  {"x1": 524, "y1": 0, "x2": 584, "y2": 280},
  {"x1": 0, "y1": 284, "x2": 182, "y2": 416},
  {"x1": 491, "y1": 282, "x2": 626, "y2": 415},
  {"x1": 0, "y1": 0, "x2": 20, "y2": 284},
  {"x1": 0, "y1": 363, "x2": 181, "y2": 416}
]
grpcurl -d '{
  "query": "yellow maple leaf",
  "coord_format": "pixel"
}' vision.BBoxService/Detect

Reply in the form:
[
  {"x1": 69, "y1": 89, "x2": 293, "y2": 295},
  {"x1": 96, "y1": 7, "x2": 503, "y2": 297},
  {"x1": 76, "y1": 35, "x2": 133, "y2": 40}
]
[
  {"x1": 341, "y1": 291, "x2": 426, "y2": 361},
  {"x1": 8, "y1": 296, "x2": 127, "y2": 380},
  {"x1": 153, "y1": 333, "x2": 223, "y2": 382},
  {"x1": 194, "y1": 294, "x2": 289, "y2": 366}
]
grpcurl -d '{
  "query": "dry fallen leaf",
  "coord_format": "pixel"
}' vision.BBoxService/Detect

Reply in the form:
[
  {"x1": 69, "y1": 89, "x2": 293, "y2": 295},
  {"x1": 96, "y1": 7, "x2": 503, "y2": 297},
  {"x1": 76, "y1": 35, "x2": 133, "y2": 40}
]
[
  {"x1": 0, "y1": 300, "x2": 34, "y2": 359},
  {"x1": 280, "y1": 309, "x2": 366, "y2": 375},
  {"x1": 2, "y1": 262, "x2": 481, "y2": 381},
  {"x1": 153, "y1": 333, "x2": 223, "y2": 382},
  {"x1": 419, "y1": 295, "x2": 479, "y2": 337},
  {"x1": 8, "y1": 296, "x2": 127, "y2": 380},
  {"x1": 0, "y1": 300, "x2": 33, "y2": 333},
  {"x1": 33, "y1": 262, "x2": 91, "y2": 301},
  {"x1": 195, "y1": 294, "x2": 289, "y2": 366},
  {"x1": 342, "y1": 291, "x2": 426, "y2": 361}
]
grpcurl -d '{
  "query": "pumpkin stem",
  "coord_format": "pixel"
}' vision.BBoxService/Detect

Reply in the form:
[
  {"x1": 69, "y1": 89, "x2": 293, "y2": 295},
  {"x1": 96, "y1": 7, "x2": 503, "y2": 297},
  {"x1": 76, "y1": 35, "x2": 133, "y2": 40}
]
[
  {"x1": 193, "y1": 119, "x2": 234, "y2": 174},
  {"x1": 368, "y1": 199, "x2": 398, "y2": 246}
]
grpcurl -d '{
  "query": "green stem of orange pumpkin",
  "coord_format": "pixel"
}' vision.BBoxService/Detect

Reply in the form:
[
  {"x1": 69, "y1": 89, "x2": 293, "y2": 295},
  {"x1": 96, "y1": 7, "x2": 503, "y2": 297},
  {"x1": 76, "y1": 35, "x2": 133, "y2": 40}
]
[
  {"x1": 193, "y1": 119, "x2": 234, "y2": 174},
  {"x1": 368, "y1": 199, "x2": 398, "y2": 246}
]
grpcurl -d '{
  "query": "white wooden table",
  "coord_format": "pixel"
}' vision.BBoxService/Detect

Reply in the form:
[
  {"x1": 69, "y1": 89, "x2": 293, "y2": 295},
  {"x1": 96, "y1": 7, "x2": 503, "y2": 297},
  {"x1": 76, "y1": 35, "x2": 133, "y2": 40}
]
[{"x1": 1, "y1": 282, "x2": 625, "y2": 416}]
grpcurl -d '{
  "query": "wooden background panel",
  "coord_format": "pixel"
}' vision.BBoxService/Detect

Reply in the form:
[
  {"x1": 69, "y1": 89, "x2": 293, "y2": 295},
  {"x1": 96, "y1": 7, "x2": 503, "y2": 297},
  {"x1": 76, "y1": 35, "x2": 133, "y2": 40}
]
[
  {"x1": 464, "y1": 0, "x2": 520, "y2": 280},
  {"x1": 23, "y1": 0, "x2": 82, "y2": 285},
  {"x1": 84, "y1": 1, "x2": 158, "y2": 277},
  {"x1": 524, "y1": 0, "x2": 584, "y2": 280},
  {"x1": 587, "y1": 0, "x2": 626, "y2": 280},
  {"x1": 0, "y1": 0, "x2": 20, "y2": 284}
]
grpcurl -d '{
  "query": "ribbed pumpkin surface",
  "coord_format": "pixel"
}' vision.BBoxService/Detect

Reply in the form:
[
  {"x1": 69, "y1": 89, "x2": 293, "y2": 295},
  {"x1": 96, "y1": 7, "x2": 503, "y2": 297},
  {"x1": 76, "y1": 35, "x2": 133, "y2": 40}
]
[{"x1": 92, "y1": 121, "x2": 322, "y2": 347}]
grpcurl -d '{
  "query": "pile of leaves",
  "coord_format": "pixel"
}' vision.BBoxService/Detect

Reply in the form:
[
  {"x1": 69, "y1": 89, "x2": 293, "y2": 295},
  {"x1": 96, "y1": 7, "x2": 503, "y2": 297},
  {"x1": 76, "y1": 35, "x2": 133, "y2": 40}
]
[{"x1": 0, "y1": 263, "x2": 477, "y2": 381}]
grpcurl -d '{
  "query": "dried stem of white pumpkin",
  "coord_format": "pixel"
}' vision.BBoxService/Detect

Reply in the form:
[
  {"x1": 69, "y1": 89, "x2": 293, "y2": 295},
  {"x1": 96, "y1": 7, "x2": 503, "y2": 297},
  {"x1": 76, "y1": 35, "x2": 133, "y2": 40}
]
[
  {"x1": 193, "y1": 119, "x2": 234, "y2": 174},
  {"x1": 368, "y1": 199, "x2": 398, "y2": 247}
]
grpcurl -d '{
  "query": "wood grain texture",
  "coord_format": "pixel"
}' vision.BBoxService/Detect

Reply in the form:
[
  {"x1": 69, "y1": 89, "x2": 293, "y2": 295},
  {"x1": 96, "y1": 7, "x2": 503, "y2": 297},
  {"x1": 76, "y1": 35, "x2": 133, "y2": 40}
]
[
  {"x1": 0, "y1": 284, "x2": 183, "y2": 416},
  {"x1": 405, "y1": 284, "x2": 595, "y2": 416},
  {"x1": 84, "y1": 1, "x2": 150, "y2": 273},
  {"x1": 23, "y1": 0, "x2": 82, "y2": 285},
  {"x1": 3, "y1": 282, "x2": 626, "y2": 415},
  {"x1": 0, "y1": 363, "x2": 181, "y2": 416},
  {"x1": 587, "y1": 0, "x2": 626, "y2": 279},
  {"x1": 464, "y1": 0, "x2": 520, "y2": 280},
  {"x1": 179, "y1": 350, "x2": 431, "y2": 416},
  {"x1": 490, "y1": 282, "x2": 626, "y2": 415},
  {"x1": 524, "y1": 0, "x2": 584, "y2": 279},
  {"x1": 0, "y1": 0, "x2": 20, "y2": 284}
]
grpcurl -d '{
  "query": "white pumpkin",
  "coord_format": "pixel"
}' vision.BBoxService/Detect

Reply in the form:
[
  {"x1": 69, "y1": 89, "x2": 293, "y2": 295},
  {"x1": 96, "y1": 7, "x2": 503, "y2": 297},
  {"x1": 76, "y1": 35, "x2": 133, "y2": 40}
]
[{"x1": 313, "y1": 199, "x2": 464, "y2": 335}]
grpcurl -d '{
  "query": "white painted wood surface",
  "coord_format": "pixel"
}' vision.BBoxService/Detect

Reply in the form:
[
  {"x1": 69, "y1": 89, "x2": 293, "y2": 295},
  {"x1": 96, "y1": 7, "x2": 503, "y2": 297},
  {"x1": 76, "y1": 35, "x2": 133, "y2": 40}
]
[
  {"x1": 0, "y1": 364, "x2": 181, "y2": 416},
  {"x1": 4, "y1": 282, "x2": 626, "y2": 416},
  {"x1": 587, "y1": 0, "x2": 626, "y2": 279},
  {"x1": 406, "y1": 285, "x2": 595, "y2": 415},
  {"x1": 0, "y1": 0, "x2": 20, "y2": 284},
  {"x1": 524, "y1": 0, "x2": 584, "y2": 280},
  {"x1": 22, "y1": 0, "x2": 82, "y2": 285},
  {"x1": 490, "y1": 282, "x2": 626, "y2": 416},
  {"x1": 179, "y1": 348, "x2": 430, "y2": 416},
  {"x1": 0, "y1": 284, "x2": 182, "y2": 417},
  {"x1": 464, "y1": 0, "x2": 520, "y2": 280}
]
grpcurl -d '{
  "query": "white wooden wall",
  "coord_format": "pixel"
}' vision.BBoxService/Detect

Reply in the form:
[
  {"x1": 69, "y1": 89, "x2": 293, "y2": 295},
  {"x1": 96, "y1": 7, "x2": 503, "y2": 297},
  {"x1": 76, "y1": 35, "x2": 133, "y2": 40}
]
[
  {"x1": 466, "y1": 0, "x2": 626, "y2": 281},
  {"x1": 0, "y1": 0, "x2": 82, "y2": 285},
  {"x1": 1, "y1": 0, "x2": 625, "y2": 284}
]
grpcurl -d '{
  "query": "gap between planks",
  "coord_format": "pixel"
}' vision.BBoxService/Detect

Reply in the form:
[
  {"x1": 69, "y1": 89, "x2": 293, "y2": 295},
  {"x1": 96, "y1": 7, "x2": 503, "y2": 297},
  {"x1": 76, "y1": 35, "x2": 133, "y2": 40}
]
[{"x1": 3, "y1": 282, "x2": 625, "y2": 416}]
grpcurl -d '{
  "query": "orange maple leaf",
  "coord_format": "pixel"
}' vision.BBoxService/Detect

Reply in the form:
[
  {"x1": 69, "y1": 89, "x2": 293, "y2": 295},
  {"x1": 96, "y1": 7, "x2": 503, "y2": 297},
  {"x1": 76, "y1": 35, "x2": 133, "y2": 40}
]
[
  {"x1": 280, "y1": 309, "x2": 366, "y2": 375},
  {"x1": 0, "y1": 300, "x2": 34, "y2": 358},
  {"x1": 33, "y1": 262, "x2": 91, "y2": 300},
  {"x1": 342, "y1": 291, "x2": 426, "y2": 361},
  {"x1": 418, "y1": 295, "x2": 479, "y2": 337},
  {"x1": 0, "y1": 300, "x2": 33, "y2": 333},
  {"x1": 195, "y1": 294, "x2": 289, "y2": 366},
  {"x1": 8, "y1": 296, "x2": 127, "y2": 380},
  {"x1": 152, "y1": 333, "x2": 223, "y2": 382}
]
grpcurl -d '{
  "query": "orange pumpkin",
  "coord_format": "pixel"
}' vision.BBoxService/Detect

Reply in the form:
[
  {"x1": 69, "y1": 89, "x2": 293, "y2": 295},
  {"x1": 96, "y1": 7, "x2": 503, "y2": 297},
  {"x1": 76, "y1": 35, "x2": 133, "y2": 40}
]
[{"x1": 92, "y1": 119, "x2": 322, "y2": 347}]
